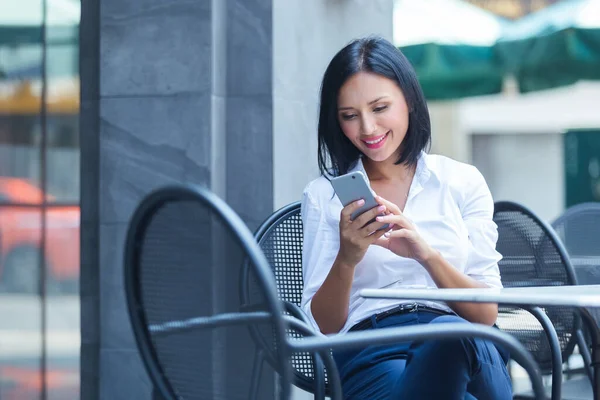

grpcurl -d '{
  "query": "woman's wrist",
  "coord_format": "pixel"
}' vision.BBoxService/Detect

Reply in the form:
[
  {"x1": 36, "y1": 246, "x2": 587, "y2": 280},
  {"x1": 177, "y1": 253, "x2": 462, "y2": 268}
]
[
  {"x1": 417, "y1": 246, "x2": 442, "y2": 268},
  {"x1": 334, "y1": 252, "x2": 357, "y2": 271}
]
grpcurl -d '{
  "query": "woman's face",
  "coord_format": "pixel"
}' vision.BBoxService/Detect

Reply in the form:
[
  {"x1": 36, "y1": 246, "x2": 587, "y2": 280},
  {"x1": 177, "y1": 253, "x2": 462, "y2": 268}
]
[{"x1": 337, "y1": 71, "x2": 409, "y2": 163}]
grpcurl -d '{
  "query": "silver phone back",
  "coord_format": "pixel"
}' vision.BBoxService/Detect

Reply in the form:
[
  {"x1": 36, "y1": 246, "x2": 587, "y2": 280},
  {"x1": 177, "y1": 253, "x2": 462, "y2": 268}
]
[{"x1": 330, "y1": 171, "x2": 378, "y2": 220}]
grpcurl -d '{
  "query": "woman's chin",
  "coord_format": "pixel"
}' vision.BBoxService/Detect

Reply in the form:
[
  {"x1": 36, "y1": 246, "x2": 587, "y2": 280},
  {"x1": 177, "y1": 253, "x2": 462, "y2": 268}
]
[{"x1": 363, "y1": 150, "x2": 397, "y2": 163}]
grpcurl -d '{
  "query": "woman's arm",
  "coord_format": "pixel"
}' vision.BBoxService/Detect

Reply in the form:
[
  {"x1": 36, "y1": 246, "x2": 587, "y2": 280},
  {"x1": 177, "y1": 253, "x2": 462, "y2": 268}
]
[
  {"x1": 309, "y1": 200, "x2": 389, "y2": 334},
  {"x1": 374, "y1": 185, "x2": 501, "y2": 326},
  {"x1": 310, "y1": 256, "x2": 356, "y2": 334},
  {"x1": 420, "y1": 251, "x2": 498, "y2": 325}
]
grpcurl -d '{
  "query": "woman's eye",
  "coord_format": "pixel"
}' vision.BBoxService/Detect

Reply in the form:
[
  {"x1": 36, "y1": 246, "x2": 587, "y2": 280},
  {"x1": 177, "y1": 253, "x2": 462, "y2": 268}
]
[
  {"x1": 374, "y1": 105, "x2": 388, "y2": 113},
  {"x1": 341, "y1": 114, "x2": 357, "y2": 121}
]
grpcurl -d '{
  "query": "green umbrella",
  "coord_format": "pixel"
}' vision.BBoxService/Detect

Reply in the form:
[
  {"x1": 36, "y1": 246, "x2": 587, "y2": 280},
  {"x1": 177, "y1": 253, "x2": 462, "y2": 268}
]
[
  {"x1": 496, "y1": 0, "x2": 600, "y2": 93},
  {"x1": 0, "y1": 0, "x2": 79, "y2": 46},
  {"x1": 394, "y1": 0, "x2": 509, "y2": 100}
]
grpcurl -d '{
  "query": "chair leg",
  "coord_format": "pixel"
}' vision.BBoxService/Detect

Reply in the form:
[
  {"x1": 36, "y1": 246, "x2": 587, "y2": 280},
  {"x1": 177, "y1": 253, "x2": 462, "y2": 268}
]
[
  {"x1": 527, "y1": 306, "x2": 562, "y2": 400},
  {"x1": 576, "y1": 329, "x2": 594, "y2": 383},
  {"x1": 578, "y1": 308, "x2": 600, "y2": 400},
  {"x1": 249, "y1": 348, "x2": 265, "y2": 400},
  {"x1": 311, "y1": 352, "x2": 326, "y2": 400}
]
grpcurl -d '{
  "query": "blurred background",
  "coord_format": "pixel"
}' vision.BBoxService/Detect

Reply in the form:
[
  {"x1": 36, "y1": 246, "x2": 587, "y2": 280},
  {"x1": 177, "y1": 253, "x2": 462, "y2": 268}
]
[
  {"x1": 0, "y1": 0, "x2": 79, "y2": 399},
  {"x1": 0, "y1": 0, "x2": 599, "y2": 398}
]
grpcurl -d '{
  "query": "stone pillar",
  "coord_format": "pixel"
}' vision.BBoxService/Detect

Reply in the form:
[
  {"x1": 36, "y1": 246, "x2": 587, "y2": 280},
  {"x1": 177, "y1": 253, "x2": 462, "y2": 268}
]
[{"x1": 80, "y1": 0, "x2": 274, "y2": 398}]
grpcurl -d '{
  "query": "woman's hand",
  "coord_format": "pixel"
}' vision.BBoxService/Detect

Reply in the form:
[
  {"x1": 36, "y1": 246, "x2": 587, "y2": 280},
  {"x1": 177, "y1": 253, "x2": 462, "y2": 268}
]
[
  {"x1": 337, "y1": 199, "x2": 390, "y2": 266},
  {"x1": 373, "y1": 196, "x2": 437, "y2": 263}
]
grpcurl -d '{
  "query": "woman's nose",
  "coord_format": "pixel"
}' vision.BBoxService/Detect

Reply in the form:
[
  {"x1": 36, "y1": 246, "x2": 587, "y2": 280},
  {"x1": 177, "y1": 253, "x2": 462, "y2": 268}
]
[{"x1": 361, "y1": 115, "x2": 377, "y2": 135}]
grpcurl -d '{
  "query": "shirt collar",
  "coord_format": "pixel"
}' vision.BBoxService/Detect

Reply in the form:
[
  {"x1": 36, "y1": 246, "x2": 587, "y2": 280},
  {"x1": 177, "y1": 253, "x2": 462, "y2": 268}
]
[{"x1": 350, "y1": 151, "x2": 436, "y2": 187}]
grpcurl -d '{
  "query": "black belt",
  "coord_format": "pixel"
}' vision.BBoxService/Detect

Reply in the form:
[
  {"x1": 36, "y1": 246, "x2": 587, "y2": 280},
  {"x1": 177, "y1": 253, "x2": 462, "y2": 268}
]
[{"x1": 349, "y1": 302, "x2": 454, "y2": 332}]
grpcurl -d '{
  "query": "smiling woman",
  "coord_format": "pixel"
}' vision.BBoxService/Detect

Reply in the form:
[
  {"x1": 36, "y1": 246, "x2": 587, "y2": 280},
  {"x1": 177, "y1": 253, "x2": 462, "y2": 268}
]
[
  {"x1": 317, "y1": 37, "x2": 430, "y2": 178},
  {"x1": 336, "y1": 73, "x2": 409, "y2": 162},
  {"x1": 302, "y1": 36, "x2": 511, "y2": 400}
]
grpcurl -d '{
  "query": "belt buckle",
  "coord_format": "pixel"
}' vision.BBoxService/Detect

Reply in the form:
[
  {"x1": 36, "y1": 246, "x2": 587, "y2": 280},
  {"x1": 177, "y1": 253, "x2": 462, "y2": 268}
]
[{"x1": 403, "y1": 303, "x2": 418, "y2": 313}]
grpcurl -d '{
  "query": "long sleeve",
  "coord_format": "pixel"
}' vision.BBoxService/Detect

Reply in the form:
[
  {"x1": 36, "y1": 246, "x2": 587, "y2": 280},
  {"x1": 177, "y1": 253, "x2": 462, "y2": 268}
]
[
  {"x1": 461, "y1": 166, "x2": 503, "y2": 288},
  {"x1": 300, "y1": 186, "x2": 339, "y2": 332}
]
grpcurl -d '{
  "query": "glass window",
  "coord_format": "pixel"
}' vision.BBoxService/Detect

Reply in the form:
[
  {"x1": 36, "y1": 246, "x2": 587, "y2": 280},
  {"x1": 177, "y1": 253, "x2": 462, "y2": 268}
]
[{"x1": 0, "y1": 0, "x2": 80, "y2": 398}]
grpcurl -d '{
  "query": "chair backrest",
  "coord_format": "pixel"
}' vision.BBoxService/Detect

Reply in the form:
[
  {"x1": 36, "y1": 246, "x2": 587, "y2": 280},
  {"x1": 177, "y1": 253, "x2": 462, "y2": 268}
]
[
  {"x1": 552, "y1": 201, "x2": 600, "y2": 259},
  {"x1": 551, "y1": 202, "x2": 600, "y2": 334},
  {"x1": 124, "y1": 185, "x2": 291, "y2": 400},
  {"x1": 493, "y1": 201, "x2": 580, "y2": 372},
  {"x1": 254, "y1": 202, "x2": 305, "y2": 308},
  {"x1": 250, "y1": 199, "x2": 578, "y2": 390},
  {"x1": 240, "y1": 201, "x2": 328, "y2": 395}
]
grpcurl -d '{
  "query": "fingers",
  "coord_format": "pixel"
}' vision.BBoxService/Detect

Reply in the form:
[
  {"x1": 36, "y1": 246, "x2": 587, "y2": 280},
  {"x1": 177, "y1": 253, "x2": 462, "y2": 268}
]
[
  {"x1": 373, "y1": 235, "x2": 389, "y2": 249},
  {"x1": 376, "y1": 196, "x2": 401, "y2": 215},
  {"x1": 383, "y1": 229, "x2": 414, "y2": 240},
  {"x1": 340, "y1": 199, "x2": 365, "y2": 224},
  {"x1": 373, "y1": 228, "x2": 412, "y2": 249},
  {"x1": 368, "y1": 225, "x2": 390, "y2": 243},
  {"x1": 361, "y1": 219, "x2": 391, "y2": 236},
  {"x1": 376, "y1": 213, "x2": 413, "y2": 230},
  {"x1": 354, "y1": 204, "x2": 386, "y2": 228}
]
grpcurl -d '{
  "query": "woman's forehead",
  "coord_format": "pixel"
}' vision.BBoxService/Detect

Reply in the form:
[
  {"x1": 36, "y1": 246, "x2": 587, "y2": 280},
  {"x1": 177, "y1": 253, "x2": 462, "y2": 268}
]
[{"x1": 338, "y1": 72, "x2": 403, "y2": 106}]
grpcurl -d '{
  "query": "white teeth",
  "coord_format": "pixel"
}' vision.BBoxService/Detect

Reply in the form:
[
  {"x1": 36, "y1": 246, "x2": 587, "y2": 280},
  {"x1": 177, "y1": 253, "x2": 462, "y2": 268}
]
[{"x1": 365, "y1": 135, "x2": 386, "y2": 145}]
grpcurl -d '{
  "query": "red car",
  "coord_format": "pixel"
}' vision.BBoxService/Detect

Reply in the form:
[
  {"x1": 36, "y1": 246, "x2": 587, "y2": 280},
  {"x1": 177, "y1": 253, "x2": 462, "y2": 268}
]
[{"x1": 0, "y1": 178, "x2": 79, "y2": 294}]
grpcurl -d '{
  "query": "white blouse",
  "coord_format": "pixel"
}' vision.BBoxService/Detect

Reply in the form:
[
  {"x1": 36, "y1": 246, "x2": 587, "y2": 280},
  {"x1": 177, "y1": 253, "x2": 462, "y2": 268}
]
[{"x1": 301, "y1": 152, "x2": 503, "y2": 334}]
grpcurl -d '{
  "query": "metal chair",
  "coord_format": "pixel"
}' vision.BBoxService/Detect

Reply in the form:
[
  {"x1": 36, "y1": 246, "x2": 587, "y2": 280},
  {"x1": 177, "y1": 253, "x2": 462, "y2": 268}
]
[
  {"x1": 494, "y1": 201, "x2": 593, "y2": 400},
  {"x1": 552, "y1": 202, "x2": 600, "y2": 261},
  {"x1": 124, "y1": 185, "x2": 295, "y2": 399},
  {"x1": 240, "y1": 202, "x2": 330, "y2": 398},
  {"x1": 552, "y1": 202, "x2": 600, "y2": 325},
  {"x1": 238, "y1": 200, "x2": 551, "y2": 400}
]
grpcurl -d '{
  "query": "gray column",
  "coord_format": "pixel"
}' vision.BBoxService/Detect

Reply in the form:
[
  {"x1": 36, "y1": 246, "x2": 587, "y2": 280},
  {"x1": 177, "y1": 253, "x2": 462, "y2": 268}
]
[
  {"x1": 80, "y1": 0, "x2": 274, "y2": 398},
  {"x1": 224, "y1": 0, "x2": 274, "y2": 230}
]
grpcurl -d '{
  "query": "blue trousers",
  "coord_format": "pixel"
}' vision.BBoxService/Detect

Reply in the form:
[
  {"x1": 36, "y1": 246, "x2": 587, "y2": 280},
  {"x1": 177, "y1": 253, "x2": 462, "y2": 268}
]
[{"x1": 333, "y1": 311, "x2": 512, "y2": 400}]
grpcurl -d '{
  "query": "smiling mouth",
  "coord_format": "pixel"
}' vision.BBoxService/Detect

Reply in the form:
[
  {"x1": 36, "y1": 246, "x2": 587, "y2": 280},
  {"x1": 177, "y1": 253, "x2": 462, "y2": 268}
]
[{"x1": 362, "y1": 131, "x2": 390, "y2": 149}]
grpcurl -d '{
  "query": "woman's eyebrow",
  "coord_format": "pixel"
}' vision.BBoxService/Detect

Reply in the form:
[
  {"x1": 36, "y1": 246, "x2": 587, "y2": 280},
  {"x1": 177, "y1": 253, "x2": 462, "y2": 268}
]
[
  {"x1": 368, "y1": 96, "x2": 388, "y2": 105},
  {"x1": 338, "y1": 96, "x2": 389, "y2": 111}
]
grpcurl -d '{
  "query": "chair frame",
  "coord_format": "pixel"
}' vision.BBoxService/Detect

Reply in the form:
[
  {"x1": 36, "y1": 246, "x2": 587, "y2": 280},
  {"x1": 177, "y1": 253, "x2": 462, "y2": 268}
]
[
  {"x1": 125, "y1": 186, "x2": 549, "y2": 400},
  {"x1": 240, "y1": 202, "x2": 329, "y2": 398},
  {"x1": 241, "y1": 200, "x2": 551, "y2": 400},
  {"x1": 124, "y1": 185, "x2": 294, "y2": 399},
  {"x1": 551, "y1": 201, "x2": 600, "y2": 393},
  {"x1": 552, "y1": 202, "x2": 600, "y2": 234},
  {"x1": 495, "y1": 201, "x2": 599, "y2": 398}
]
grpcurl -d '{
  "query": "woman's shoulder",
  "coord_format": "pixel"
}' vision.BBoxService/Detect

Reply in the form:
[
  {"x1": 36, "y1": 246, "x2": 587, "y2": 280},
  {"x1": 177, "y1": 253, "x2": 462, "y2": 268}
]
[
  {"x1": 303, "y1": 175, "x2": 335, "y2": 205},
  {"x1": 424, "y1": 154, "x2": 490, "y2": 209},
  {"x1": 425, "y1": 153, "x2": 485, "y2": 186}
]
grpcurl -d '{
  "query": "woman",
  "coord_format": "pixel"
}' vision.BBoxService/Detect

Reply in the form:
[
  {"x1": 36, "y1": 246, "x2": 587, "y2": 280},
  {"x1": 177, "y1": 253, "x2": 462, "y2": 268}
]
[{"x1": 301, "y1": 36, "x2": 512, "y2": 399}]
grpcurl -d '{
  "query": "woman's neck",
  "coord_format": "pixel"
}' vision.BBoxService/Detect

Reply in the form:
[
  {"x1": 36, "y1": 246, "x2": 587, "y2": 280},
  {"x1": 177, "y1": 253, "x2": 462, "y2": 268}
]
[{"x1": 363, "y1": 156, "x2": 415, "y2": 183}]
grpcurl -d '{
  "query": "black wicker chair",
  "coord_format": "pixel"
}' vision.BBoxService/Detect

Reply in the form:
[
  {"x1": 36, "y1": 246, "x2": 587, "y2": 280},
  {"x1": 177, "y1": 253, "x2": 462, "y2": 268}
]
[
  {"x1": 552, "y1": 202, "x2": 600, "y2": 326},
  {"x1": 124, "y1": 185, "x2": 297, "y2": 399},
  {"x1": 239, "y1": 200, "x2": 552, "y2": 400},
  {"x1": 494, "y1": 201, "x2": 593, "y2": 400},
  {"x1": 240, "y1": 202, "x2": 328, "y2": 398},
  {"x1": 122, "y1": 186, "x2": 548, "y2": 399},
  {"x1": 552, "y1": 202, "x2": 600, "y2": 262}
]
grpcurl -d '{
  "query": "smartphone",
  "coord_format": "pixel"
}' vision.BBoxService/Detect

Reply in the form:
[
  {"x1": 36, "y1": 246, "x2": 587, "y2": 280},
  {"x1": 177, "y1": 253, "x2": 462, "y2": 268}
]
[{"x1": 330, "y1": 171, "x2": 389, "y2": 230}]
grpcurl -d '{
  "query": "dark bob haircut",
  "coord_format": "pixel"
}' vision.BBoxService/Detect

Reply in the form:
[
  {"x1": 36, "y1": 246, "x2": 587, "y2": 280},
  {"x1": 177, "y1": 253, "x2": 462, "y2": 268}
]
[{"x1": 317, "y1": 36, "x2": 431, "y2": 177}]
